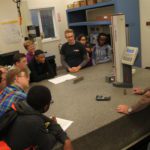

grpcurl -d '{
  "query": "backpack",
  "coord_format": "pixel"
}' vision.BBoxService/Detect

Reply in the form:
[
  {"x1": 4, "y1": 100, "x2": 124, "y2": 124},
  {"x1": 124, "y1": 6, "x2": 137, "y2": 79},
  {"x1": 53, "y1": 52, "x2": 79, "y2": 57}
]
[
  {"x1": 0, "y1": 104, "x2": 37, "y2": 150},
  {"x1": 0, "y1": 141, "x2": 11, "y2": 150},
  {"x1": 0, "y1": 104, "x2": 17, "y2": 137}
]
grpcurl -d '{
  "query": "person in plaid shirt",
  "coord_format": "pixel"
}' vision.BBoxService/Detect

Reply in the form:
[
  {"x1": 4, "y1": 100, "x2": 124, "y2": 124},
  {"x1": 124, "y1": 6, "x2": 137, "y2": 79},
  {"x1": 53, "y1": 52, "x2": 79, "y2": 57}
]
[
  {"x1": 0, "y1": 66, "x2": 7, "y2": 93},
  {"x1": 0, "y1": 68, "x2": 29, "y2": 117}
]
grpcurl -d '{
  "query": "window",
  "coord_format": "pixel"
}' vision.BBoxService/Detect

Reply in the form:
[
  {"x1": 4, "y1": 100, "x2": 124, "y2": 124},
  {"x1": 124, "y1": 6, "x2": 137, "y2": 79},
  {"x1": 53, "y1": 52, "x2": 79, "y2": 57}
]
[{"x1": 30, "y1": 8, "x2": 57, "y2": 39}]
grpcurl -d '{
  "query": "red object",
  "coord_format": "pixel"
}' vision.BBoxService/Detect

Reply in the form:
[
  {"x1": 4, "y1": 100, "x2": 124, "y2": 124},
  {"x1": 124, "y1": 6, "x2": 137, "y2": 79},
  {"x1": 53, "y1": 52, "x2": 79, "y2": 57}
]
[
  {"x1": 11, "y1": 103, "x2": 17, "y2": 111},
  {"x1": 0, "y1": 141, "x2": 11, "y2": 150}
]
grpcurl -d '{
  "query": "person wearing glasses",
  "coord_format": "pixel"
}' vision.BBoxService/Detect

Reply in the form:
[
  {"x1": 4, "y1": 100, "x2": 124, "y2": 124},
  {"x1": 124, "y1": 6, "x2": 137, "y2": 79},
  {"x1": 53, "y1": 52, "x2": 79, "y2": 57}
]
[
  {"x1": 0, "y1": 68, "x2": 30, "y2": 117},
  {"x1": 0, "y1": 66, "x2": 7, "y2": 92}
]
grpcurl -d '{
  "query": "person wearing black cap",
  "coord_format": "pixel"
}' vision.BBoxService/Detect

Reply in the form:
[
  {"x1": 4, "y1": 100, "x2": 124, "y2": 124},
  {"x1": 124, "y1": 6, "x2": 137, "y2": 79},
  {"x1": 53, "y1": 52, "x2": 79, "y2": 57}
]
[
  {"x1": 1, "y1": 85, "x2": 73, "y2": 150},
  {"x1": 28, "y1": 50, "x2": 55, "y2": 82}
]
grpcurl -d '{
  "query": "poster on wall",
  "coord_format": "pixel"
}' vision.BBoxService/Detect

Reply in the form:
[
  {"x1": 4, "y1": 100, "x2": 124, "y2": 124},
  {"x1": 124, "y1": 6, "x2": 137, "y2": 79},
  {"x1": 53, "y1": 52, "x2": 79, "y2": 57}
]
[{"x1": 0, "y1": 20, "x2": 22, "y2": 44}]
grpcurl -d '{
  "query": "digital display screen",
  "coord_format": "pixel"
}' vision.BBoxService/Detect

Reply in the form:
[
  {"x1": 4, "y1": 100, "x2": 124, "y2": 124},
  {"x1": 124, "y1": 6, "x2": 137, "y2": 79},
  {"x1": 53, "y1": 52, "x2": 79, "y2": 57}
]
[{"x1": 127, "y1": 49, "x2": 134, "y2": 53}]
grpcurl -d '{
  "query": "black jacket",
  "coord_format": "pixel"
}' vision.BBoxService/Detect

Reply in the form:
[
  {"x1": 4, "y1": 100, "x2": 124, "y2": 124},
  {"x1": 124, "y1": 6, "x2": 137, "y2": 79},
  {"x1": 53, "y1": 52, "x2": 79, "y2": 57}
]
[
  {"x1": 2, "y1": 101, "x2": 68, "y2": 150},
  {"x1": 28, "y1": 58, "x2": 55, "y2": 82}
]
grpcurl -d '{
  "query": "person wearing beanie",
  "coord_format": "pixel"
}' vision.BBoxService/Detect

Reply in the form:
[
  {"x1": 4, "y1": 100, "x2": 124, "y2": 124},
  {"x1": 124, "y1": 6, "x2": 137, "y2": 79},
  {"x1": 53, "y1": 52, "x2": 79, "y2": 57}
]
[
  {"x1": 28, "y1": 49, "x2": 55, "y2": 82},
  {"x1": 1, "y1": 85, "x2": 73, "y2": 150}
]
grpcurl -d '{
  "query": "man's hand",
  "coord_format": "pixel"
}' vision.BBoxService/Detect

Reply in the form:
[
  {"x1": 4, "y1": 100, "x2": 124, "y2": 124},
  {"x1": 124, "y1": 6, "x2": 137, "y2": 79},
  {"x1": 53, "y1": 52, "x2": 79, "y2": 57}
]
[
  {"x1": 63, "y1": 139, "x2": 73, "y2": 150},
  {"x1": 50, "y1": 116, "x2": 57, "y2": 124},
  {"x1": 68, "y1": 66, "x2": 81, "y2": 73},
  {"x1": 72, "y1": 66, "x2": 81, "y2": 72},
  {"x1": 68, "y1": 68, "x2": 76, "y2": 73},
  {"x1": 133, "y1": 87, "x2": 144, "y2": 95},
  {"x1": 116, "y1": 105, "x2": 129, "y2": 114}
]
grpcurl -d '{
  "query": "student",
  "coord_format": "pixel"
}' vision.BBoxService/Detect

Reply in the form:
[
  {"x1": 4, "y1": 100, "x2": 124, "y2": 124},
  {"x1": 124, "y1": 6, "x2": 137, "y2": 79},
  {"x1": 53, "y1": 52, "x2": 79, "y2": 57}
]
[
  {"x1": 117, "y1": 87, "x2": 150, "y2": 114},
  {"x1": 92, "y1": 33, "x2": 112, "y2": 65},
  {"x1": 60, "y1": 29, "x2": 88, "y2": 73},
  {"x1": 1, "y1": 85, "x2": 73, "y2": 150},
  {"x1": 77, "y1": 34, "x2": 93, "y2": 66},
  {"x1": 0, "y1": 68, "x2": 29, "y2": 117},
  {"x1": 0, "y1": 66, "x2": 7, "y2": 92},
  {"x1": 11, "y1": 53, "x2": 28, "y2": 70},
  {"x1": 28, "y1": 49, "x2": 55, "y2": 82},
  {"x1": 24, "y1": 40, "x2": 35, "y2": 63}
]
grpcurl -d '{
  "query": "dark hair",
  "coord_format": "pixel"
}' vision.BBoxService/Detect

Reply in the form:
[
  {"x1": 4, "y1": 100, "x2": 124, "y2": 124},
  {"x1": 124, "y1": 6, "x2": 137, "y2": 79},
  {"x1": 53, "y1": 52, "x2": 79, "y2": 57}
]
[
  {"x1": 0, "y1": 70, "x2": 2, "y2": 82},
  {"x1": 77, "y1": 34, "x2": 86, "y2": 41},
  {"x1": 97, "y1": 33, "x2": 108, "y2": 45},
  {"x1": 34, "y1": 49, "x2": 45, "y2": 56},
  {"x1": 13, "y1": 53, "x2": 26, "y2": 64},
  {"x1": 27, "y1": 85, "x2": 52, "y2": 113}
]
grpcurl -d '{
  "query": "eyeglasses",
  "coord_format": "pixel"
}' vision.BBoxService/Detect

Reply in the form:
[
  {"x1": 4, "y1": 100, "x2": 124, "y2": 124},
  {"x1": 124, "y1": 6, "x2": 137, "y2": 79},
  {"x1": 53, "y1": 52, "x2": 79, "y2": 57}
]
[{"x1": 18, "y1": 75, "x2": 29, "y2": 80}]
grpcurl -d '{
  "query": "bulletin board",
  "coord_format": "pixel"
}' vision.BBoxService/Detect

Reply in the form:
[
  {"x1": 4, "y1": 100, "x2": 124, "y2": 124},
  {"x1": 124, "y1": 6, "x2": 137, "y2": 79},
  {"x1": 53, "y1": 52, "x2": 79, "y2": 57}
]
[{"x1": 0, "y1": 20, "x2": 22, "y2": 44}]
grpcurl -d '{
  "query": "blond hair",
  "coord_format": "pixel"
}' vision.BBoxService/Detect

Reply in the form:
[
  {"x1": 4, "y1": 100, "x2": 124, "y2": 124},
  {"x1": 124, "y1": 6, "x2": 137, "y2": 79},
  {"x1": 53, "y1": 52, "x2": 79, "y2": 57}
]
[
  {"x1": 64, "y1": 29, "x2": 74, "y2": 36},
  {"x1": 6, "y1": 68, "x2": 29, "y2": 86},
  {"x1": 24, "y1": 40, "x2": 34, "y2": 50}
]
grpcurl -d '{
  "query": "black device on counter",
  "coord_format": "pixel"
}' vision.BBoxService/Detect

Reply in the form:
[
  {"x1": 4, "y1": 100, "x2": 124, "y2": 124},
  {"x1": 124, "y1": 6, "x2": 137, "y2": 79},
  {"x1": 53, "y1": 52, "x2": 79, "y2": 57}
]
[{"x1": 96, "y1": 95, "x2": 111, "y2": 101}]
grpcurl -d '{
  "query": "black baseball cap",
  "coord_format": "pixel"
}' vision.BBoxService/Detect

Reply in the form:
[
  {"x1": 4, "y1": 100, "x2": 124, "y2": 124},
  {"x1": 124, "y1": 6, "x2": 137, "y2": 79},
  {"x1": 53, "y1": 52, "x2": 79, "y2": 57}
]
[{"x1": 35, "y1": 49, "x2": 45, "y2": 56}]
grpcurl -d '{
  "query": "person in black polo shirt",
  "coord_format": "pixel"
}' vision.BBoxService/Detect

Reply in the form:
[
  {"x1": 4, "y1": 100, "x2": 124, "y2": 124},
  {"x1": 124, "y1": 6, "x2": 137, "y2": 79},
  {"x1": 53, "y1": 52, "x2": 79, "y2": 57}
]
[
  {"x1": 60, "y1": 29, "x2": 88, "y2": 73},
  {"x1": 28, "y1": 50, "x2": 55, "y2": 82}
]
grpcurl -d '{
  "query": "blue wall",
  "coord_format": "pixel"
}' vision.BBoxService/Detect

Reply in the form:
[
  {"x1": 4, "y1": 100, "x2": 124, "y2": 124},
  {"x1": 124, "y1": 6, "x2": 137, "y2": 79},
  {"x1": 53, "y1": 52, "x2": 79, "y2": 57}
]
[{"x1": 115, "y1": 0, "x2": 141, "y2": 66}]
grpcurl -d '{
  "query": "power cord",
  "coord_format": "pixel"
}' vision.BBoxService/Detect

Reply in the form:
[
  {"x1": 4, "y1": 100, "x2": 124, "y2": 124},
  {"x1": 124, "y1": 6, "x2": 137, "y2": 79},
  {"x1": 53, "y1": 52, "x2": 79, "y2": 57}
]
[{"x1": 12, "y1": 0, "x2": 22, "y2": 25}]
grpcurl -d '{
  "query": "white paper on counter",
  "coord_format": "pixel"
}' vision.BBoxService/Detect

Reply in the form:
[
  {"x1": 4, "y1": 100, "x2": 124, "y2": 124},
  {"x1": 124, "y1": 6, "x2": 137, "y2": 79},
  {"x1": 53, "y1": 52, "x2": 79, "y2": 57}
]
[
  {"x1": 56, "y1": 117, "x2": 73, "y2": 131},
  {"x1": 48, "y1": 74, "x2": 76, "y2": 84}
]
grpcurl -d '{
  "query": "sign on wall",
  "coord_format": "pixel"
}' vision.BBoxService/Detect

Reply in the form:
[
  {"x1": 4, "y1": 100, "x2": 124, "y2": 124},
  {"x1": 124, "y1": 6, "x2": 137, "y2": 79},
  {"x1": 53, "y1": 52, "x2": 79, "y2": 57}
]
[{"x1": 0, "y1": 20, "x2": 22, "y2": 44}]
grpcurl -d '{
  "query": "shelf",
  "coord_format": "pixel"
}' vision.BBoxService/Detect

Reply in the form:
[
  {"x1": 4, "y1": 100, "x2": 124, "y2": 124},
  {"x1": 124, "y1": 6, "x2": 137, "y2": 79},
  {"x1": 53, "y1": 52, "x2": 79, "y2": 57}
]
[
  {"x1": 68, "y1": 21, "x2": 111, "y2": 27},
  {"x1": 66, "y1": 0, "x2": 141, "y2": 66},
  {"x1": 66, "y1": 0, "x2": 114, "y2": 13}
]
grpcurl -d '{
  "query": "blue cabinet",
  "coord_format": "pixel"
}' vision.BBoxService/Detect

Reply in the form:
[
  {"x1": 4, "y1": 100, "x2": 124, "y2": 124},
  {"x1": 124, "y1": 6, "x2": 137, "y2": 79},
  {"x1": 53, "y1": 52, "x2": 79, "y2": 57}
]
[{"x1": 66, "y1": 0, "x2": 141, "y2": 66}]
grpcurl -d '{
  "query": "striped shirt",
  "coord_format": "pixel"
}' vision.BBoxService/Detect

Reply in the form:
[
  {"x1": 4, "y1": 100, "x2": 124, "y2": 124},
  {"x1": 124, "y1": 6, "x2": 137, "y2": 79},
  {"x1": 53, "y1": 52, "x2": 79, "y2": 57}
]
[{"x1": 0, "y1": 85, "x2": 27, "y2": 117}]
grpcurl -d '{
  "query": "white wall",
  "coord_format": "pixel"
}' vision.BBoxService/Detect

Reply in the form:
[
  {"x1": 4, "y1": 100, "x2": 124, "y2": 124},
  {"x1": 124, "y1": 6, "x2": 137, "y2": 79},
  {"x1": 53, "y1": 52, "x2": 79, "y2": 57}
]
[
  {"x1": 0, "y1": 0, "x2": 68, "y2": 66},
  {"x1": 66, "y1": 0, "x2": 79, "y2": 5},
  {"x1": 0, "y1": 0, "x2": 27, "y2": 53},
  {"x1": 140, "y1": 0, "x2": 150, "y2": 68},
  {"x1": 66, "y1": 0, "x2": 150, "y2": 68},
  {"x1": 1, "y1": 0, "x2": 149, "y2": 67},
  {"x1": 26, "y1": 0, "x2": 68, "y2": 66}
]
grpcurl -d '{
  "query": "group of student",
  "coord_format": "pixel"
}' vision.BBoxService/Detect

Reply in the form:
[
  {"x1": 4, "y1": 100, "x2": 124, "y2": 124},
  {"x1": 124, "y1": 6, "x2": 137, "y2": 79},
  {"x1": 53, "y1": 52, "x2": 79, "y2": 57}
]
[
  {"x1": 0, "y1": 67, "x2": 73, "y2": 149},
  {"x1": 61, "y1": 29, "x2": 112, "y2": 73},
  {"x1": 0, "y1": 28, "x2": 150, "y2": 149}
]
